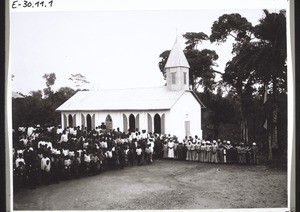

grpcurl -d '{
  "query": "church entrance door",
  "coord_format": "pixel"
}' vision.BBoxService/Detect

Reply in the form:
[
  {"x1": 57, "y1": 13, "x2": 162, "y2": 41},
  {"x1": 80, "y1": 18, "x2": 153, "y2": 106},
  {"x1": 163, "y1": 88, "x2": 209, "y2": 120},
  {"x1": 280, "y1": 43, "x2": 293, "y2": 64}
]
[
  {"x1": 154, "y1": 114, "x2": 161, "y2": 134},
  {"x1": 87, "y1": 114, "x2": 92, "y2": 132},
  {"x1": 105, "y1": 115, "x2": 113, "y2": 131},
  {"x1": 129, "y1": 114, "x2": 135, "y2": 132},
  {"x1": 68, "y1": 114, "x2": 73, "y2": 128}
]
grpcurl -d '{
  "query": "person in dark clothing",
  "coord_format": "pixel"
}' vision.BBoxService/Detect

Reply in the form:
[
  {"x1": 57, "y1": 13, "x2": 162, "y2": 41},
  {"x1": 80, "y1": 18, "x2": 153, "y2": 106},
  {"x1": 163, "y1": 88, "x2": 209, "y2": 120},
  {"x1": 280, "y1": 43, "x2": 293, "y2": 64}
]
[{"x1": 51, "y1": 154, "x2": 60, "y2": 183}]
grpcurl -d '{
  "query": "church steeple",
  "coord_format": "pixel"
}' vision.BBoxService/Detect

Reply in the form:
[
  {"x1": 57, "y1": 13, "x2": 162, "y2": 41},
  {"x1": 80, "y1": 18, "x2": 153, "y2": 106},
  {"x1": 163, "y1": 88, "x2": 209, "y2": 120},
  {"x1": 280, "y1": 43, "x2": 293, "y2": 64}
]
[{"x1": 164, "y1": 38, "x2": 190, "y2": 91}]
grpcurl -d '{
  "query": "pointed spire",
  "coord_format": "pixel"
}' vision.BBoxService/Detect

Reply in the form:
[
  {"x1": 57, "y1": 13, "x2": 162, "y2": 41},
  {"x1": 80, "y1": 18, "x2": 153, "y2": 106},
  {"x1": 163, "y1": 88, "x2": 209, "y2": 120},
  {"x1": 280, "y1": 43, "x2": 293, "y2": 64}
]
[{"x1": 165, "y1": 38, "x2": 190, "y2": 69}]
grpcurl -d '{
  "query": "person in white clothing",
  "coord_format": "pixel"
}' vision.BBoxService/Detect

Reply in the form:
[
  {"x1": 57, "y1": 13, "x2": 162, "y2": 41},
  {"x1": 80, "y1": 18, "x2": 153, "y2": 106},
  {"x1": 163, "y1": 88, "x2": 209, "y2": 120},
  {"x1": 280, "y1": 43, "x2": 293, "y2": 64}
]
[
  {"x1": 56, "y1": 125, "x2": 63, "y2": 135},
  {"x1": 136, "y1": 146, "x2": 142, "y2": 165},
  {"x1": 27, "y1": 126, "x2": 35, "y2": 137},
  {"x1": 15, "y1": 154, "x2": 25, "y2": 168},
  {"x1": 41, "y1": 155, "x2": 51, "y2": 184},
  {"x1": 168, "y1": 139, "x2": 175, "y2": 158},
  {"x1": 60, "y1": 131, "x2": 68, "y2": 143}
]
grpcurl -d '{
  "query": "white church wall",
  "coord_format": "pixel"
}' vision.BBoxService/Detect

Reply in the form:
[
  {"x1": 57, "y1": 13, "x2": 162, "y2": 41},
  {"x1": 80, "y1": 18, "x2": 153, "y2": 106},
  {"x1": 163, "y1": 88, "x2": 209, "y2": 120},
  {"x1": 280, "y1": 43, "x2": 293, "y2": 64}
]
[
  {"x1": 168, "y1": 92, "x2": 202, "y2": 141},
  {"x1": 162, "y1": 110, "x2": 172, "y2": 135},
  {"x1": 62, "y1": 109, "x2": 174, "y2": 135}
]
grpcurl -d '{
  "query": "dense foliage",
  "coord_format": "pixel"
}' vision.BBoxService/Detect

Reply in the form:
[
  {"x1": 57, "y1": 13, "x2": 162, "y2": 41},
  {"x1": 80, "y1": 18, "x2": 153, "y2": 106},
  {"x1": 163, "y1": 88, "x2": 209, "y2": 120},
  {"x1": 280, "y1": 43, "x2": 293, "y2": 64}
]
[
  {"x1": 12, "y1": 73, "x2": 77, "y2": 128},
  {"x1": 158, "y1": 10, "x2": 287, "y2": 162}
]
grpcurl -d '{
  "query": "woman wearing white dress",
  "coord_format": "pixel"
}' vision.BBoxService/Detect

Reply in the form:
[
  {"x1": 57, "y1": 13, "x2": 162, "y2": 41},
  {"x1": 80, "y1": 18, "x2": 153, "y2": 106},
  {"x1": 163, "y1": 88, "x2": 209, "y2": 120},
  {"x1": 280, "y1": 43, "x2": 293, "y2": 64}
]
[{"x1": 168, "y1": 139, "x2": 174, "y2": 158}]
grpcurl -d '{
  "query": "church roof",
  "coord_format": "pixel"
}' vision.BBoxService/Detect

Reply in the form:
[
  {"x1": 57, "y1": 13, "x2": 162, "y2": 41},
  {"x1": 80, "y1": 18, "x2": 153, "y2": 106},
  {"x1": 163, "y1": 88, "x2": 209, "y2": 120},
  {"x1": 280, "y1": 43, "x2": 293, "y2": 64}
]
[
  {"x1": 165, "y1": 38, "x2": 190, "y2": 69},
  {"x1": 12, "y1": 91, "x2": 25, "y2": 99},
  {"x1": 56, "y1": 86, "x2": 204, "y2": 111}
]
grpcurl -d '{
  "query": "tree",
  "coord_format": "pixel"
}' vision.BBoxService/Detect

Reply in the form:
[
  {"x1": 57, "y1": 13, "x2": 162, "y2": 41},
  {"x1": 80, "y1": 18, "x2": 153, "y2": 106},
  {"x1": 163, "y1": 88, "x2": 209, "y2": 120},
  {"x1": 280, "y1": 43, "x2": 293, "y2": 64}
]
[
  {"x1": 12, "y1": 71, "x2": 77, "y2": 129},
  {"x1": 43, "y1": 73, "x2": 56, "y2": 97},
  {"x1": 210, "y1": 10, "x2": 287, "y2": 161},
  {"x1": 183, "y1": 32, "x2": 209, "y2": 50},
  {"x1": 210, "y1": 13, "x2": 253, "y2": 44},
  {"x1": 68, "y1": 73, "x2": 90, "y2": 90}
]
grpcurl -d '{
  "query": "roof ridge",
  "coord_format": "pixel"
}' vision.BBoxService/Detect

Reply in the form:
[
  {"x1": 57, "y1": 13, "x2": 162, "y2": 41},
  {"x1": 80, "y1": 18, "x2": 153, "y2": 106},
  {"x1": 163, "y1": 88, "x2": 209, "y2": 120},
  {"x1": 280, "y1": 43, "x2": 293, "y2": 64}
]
[{"x1": 87, "y1": 86, "x2": 169, "y2": 91}]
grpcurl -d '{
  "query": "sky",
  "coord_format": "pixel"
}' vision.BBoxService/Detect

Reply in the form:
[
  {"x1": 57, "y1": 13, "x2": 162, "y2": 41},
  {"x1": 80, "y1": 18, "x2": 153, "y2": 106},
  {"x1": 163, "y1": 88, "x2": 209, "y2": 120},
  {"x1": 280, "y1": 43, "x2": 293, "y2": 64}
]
[{"x1": 9, "y1": 0, "x2": 287, "y2": 95}]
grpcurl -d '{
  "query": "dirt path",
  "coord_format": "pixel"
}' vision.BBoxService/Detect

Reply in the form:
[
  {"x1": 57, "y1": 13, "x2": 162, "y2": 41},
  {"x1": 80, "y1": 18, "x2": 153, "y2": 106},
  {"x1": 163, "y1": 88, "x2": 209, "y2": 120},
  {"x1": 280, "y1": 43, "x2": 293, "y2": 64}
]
[{"x1": 13, "y1": 160, "x2": 287, "y2": 210}]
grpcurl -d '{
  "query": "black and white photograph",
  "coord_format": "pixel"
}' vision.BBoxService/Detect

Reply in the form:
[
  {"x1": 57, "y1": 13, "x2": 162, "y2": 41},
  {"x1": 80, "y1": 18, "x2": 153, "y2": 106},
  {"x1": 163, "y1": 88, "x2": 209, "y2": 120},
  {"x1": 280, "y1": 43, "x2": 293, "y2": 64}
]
[{"x1": 7, "y1": 0, "x2": 293, "y2": 211}]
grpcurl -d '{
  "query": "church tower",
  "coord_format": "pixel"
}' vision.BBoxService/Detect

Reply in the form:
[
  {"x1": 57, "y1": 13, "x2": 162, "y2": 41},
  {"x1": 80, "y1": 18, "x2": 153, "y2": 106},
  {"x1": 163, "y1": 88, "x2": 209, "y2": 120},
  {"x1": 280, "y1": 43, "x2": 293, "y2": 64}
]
[{"x1": 164, "y1": 38, "x2": 190, "y2": 91}]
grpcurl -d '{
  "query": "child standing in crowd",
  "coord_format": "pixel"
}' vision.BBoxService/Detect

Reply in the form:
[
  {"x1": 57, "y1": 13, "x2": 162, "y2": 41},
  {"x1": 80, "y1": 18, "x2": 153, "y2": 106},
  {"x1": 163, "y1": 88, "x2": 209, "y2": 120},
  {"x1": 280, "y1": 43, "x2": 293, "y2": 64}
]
[{"x1": 136, "y1": 145, "x2": 143, "y2": 165}]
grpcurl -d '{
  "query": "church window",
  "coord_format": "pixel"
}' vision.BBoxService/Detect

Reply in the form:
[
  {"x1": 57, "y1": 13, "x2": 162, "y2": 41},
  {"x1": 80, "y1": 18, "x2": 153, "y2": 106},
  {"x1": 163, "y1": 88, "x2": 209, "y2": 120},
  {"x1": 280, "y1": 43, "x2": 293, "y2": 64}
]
[
  {"x1": 171, "y1": 72, "x2": 176, "y2": 84},
  {"x1": 183, "y1": 72, "x2": 187, "y2": 84}
]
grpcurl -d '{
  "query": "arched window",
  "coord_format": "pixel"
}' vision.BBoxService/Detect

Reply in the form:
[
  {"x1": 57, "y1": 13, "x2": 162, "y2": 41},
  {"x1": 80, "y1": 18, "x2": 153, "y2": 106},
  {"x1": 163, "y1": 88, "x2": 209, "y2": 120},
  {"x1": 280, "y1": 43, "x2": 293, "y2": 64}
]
[
  {"x1": 129, "y1": 114, "x2": 135, "y2": 133},
  {"x1": 86, "y1": 114, "x2": 92, "y2": 132},
  {"x1": 92, "y1": 114, "x2": 95, "y2": 130},
  {"x1": 105, "y1": 114, "x2": 113, "y2": 130},
  {"x1": 68, "y1": 114, "x2": 73, "y2": 128},
  {"x1": 135, "y1": 114, "x2": 140, "y2": 131},
  {"x1": 123, "y1": 114, "x2": 128, "y2": 133},
  {"x1": 154, "y1": 113, "x2": 161, "y2": 134},
  {"x1": 161, "y1": 113, "x2": 165, "y2": 134},
  {"x1": 81, "y1": 114, "x2": 85, "y2": 128},
  {"x1": 147, "y1": 113, "x2": 152, "y2": 133},
  {"x1": 63, "y1": 114, "x2": 67, "y2": 129},
  {"x1": 73, "y1": 114, "x2": 77, "y2": 127}
]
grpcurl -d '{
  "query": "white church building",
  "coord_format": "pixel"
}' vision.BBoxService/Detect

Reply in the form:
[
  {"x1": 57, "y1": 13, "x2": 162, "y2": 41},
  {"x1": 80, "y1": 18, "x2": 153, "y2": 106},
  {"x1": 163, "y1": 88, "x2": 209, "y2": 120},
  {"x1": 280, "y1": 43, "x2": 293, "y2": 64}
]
[{"x1": 56, "y1": 39, "x2": 205, "y2": 140}]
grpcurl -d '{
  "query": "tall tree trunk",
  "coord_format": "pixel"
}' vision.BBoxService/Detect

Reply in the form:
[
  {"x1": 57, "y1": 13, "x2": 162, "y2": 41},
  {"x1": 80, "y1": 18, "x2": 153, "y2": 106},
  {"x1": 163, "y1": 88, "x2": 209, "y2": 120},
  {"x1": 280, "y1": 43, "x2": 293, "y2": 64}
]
[
  {"x1": 272, "y1": 75, "x2": 278, "y2": 149},
  {"x1": 240, "y1": 119, "x2": 248, "y2": 143},
  {"x1": 268, "y1": 129, "x2": 272, "y2": 161},
  {"x1": 245, "y1": 119, "x2": 248, "y2": 144},
  {"x1": 237, "y1": 86, "x2": 248, "y2": 143}
]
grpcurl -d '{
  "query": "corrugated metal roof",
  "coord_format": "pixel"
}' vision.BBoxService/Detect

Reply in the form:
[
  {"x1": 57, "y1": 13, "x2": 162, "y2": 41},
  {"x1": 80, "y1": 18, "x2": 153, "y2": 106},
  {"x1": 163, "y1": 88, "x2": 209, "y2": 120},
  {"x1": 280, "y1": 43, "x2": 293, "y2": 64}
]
[
  {"x1": 165, "y1": 38, "x2": 190, "y2": 69},
  {"x1": 56, "y1": 86, "x2": 188, "y2": 111}
]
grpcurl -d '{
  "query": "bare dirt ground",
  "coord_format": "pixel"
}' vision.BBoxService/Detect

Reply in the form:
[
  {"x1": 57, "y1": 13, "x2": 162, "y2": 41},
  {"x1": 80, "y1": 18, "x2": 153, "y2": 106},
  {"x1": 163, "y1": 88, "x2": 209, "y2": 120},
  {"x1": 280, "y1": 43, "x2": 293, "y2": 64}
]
[{"x1": 13, "y1": 160, "x2": 287, "y2": 210}]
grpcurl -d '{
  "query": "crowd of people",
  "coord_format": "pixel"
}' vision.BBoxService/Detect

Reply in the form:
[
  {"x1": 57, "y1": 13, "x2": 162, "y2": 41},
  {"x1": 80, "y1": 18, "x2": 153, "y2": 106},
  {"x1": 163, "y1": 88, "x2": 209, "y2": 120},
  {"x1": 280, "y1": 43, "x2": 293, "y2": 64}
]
[{"x1": 12, "y1": 124, "x2": 258, "y2": 191}]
